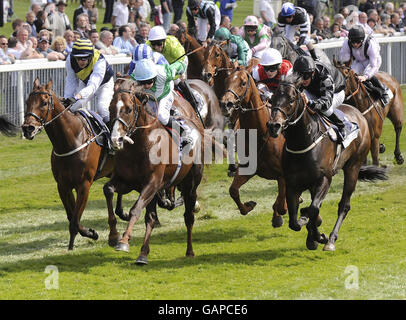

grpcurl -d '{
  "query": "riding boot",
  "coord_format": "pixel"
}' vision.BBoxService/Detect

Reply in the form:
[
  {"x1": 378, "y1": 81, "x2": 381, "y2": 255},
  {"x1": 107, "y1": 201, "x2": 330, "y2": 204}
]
[
  {"x1": 177, "y1": 81, "x2": 205, "y2": 127},
  {"x1": 327, "y1": 110, "x2": 348, "y2": 141},
  {"x1": 309, "y1": 48, "x2": 318, "y2": 61},
  {"x1": 369, "y1": 76, "x2": 390, "y2": 106},
  {"x1": 166, "y1": 116, "x2": 197, "y2": 150}
]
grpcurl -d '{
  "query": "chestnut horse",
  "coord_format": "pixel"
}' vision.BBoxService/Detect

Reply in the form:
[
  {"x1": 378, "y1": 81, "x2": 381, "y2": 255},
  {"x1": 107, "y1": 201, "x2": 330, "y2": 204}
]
[
  {"x1": 334, "y1": 60, "x2": 404, "y2": 166},
  {"x1": 267, "y1": 74, "x2": 388, "y2": 251},
  {"x1": 0, "y1": 115, "x2": 17, "y2": 136},
  {"x1": 22, "y1": 79, "x2": 121, "y2": 250},
  {"x1": 221, "y1": 67, "x2": 287, "y2": 228},
  {"x1": 104, "y1": 79, "x2": 204, "y2": 265},
  {"x1": 175, "y1": 28, "x2": 205, "y2": 80}
]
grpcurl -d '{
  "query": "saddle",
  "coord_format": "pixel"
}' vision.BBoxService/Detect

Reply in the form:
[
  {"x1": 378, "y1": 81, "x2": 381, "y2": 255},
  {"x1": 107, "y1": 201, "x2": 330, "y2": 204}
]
[{"x1": 77, "y1": 109, "x2": 112, "y2": 151}]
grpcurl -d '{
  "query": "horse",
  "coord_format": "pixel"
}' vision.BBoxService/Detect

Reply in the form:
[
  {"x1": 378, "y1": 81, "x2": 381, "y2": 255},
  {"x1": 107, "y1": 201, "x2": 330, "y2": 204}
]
[
  {"x1": 175, "y1": 27, "x2": 205, "y2": 80},
  {"x1": 0, "y1": 115, "x2": 18, "y2": 136},
  {"x1": 220, "y1": 66, "x2": 287, "y2": 227},
  {"x1": 333, "y1": 59, "x2": 404, "y2": 166},
  {"x1": 104, "y1": 79, "x2": 205, "y2": 265},
  {"x1": 22, "y1": 78, "x2": 122, "y2": 250},
  {"x1": 270, "y1": 34, "x2": 331, "y2": 66},
  {"x1": 267, "y1": 74, "x2": 388, "y2": 251}
]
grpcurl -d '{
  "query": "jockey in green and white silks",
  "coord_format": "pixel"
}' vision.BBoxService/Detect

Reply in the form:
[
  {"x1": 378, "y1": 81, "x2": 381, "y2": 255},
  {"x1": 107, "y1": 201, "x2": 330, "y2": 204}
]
[
  {"x1": 130, "y1": 58, "x2": 199, "y2": 149},
  {"x1": 214, "y1": 27, "x2": 251, "y2": 67}
]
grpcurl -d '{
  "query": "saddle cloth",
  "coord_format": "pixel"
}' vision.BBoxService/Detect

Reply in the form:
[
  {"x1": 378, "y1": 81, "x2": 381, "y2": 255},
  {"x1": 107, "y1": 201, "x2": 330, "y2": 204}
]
[{"x1": 77, "y1": 109, "x2": 111, "y2": 150}]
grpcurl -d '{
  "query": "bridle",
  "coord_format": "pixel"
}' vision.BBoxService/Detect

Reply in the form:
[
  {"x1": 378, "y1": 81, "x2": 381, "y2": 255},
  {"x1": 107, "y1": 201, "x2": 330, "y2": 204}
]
[{"x1": 204, "y1": 42, "x2": 233, "y2": 78}]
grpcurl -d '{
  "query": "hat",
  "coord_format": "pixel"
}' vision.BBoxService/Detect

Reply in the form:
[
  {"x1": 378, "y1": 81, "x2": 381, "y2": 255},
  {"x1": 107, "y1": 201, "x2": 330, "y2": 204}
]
[
  {"x1": 39, "y1": 37, "x2": 49, "y2": 43},
  {"x1": 56, "y1": 1, "x2": 67, "y2": 6}
]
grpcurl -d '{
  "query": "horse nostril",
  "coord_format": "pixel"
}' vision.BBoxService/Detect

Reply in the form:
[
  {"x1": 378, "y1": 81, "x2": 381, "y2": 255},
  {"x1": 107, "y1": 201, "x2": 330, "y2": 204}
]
[
  {"x1": 22, "y1": 125, "x2": 34, "y2": 133},
  {"x1": 226, "y1": 102, "x2": 234, "y2": 110}
]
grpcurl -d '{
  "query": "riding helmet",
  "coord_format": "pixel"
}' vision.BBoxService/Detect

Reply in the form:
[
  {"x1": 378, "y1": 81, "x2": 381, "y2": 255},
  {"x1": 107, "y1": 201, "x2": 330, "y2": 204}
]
[
  {"x1": 214, "y1": 27, "x2": 231, "y2": 41},
  {"x1": 131, "y1": 59, "x2": 158, "y2": 81},
  {"x1": 133, "y1": 44, "x2": 153, "y2": 61},
  {"x1": 293, "y1": 55, "x2": 316, "y2": 74},
  {"x1": 243, "y1": 15, "x2": 259, "y2": 26},
  {"x1": 280, "y1": 2, "x2": 296, "y2": 17},
  {"x1": 188, "y1": 0, "x2": 201, "y2": 8},
  {"x1": 71, "y1": 38, "x2": 94, "y2": 57},
  {"x1": 348, "y1": 25, "x2": 366, "y2": 42},
  {"x1": 261, "y1": 48, "x2": 282, "y2": 66},
  {"x1": 148, "y1": 26, "x2": 167, "y2": 41}
]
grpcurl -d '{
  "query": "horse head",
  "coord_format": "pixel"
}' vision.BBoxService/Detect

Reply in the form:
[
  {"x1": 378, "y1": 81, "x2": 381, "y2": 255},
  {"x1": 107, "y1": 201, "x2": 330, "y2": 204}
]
[
  {"x1": 175, "y1": 27, "x2": 187, "y2": 47},
  {"x1": 268, "y1": 74, "x2": 304, "y2": 138},
  {"x1": 202, "y1": 41, "x2": 232, "y2": 85},
  {"x1": 110, "y1": 79, "x2": 151, "y2": 150},
  {"x1": 22, "y1": 78, "x2": 57, "y2": 140}
]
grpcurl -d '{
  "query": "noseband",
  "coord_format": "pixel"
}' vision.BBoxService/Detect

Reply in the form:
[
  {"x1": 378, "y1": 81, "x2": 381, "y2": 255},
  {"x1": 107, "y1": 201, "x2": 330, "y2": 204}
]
[{"x1": 224, "y1": 70, "x2": 253, "y2": 112}]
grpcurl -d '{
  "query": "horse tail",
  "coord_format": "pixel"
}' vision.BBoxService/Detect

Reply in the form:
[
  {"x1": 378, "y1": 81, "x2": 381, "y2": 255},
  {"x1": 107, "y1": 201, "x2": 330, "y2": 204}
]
[
  {"x1": 358, "y1": 165, "x2": 388, "y2": 182},
  {"x1": 0, "y1": 116, "x2": 18, "y2": 137}
]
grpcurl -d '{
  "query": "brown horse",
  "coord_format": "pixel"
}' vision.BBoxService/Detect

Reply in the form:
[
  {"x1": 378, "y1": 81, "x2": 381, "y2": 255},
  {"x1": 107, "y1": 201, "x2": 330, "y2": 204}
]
[
  {"x1": 175, "y1": 27, "x2": 205, "y2": 80},
  {"x1": 267, "y1": 74, "x2": 388, "y2": 251},
  {"x1": 104, "y1": 79, "x2": 204, "y2": 265},
  {"x1": 22, "y1": 79, "x2": 122, "y2": 250},
  {"x1": 0, "y1": 115, "x2": 17, "y2": 136},
  {"x1": 220, "y1": 67, "x2": 287, "y2": 228},
  {"x1": 334, "y1": 59, "x2": 404, "y2": 166}
]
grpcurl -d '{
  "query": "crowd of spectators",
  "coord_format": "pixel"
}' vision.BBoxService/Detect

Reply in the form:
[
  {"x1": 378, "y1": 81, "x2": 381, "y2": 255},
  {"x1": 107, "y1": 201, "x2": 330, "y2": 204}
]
[{"x1": 1, "y1": 0, "x2": 406, "y2": 65}]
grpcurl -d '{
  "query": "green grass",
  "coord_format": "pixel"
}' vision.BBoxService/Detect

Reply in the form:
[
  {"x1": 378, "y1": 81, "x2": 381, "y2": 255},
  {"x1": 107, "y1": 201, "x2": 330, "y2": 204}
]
[{"x1": 0, "y1": 87, "x2": 406, "y2": 299}]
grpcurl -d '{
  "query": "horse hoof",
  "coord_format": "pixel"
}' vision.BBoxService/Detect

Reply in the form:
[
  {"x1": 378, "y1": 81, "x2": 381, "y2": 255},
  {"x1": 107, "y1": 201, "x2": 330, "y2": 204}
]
[
  {"x1": 323, "y1": 242, "x2": 336, "y2": 252},
  {"x1": 396, "y1": 154, "x2": 404, "y2": 165},
  {"x1": 89, "y1": 228, "x2": 99, "y2": 241},
  {"x1": 306, "y1": 237, "x2": 319, "y2": 250},
  {"x1": 227, "y1": 170, "x2": 236, "y2": 177},
  {"x1": 115, "y1": 242, "x2": 130, "y2": 253},
  {"x1": 319, "y1": 233, "x2": 328, "y2": 244},
  {"x1": 193, "y1": 200, "x2": 201, "y2": 213},
  {"x1": 272, "y1": 215, "x2": 284, "y2": 228},
  {"x1": 316, "y1": 215, "x2": 323, "y2": 227},
  {"x1": 108, "y1": 237, "x2": 121, "y2": 247},
  {"x1": 298, "y1": 216, "x2": 309, "y2": 227},
  {"x1": 136, "y1": 255, "x2": 148, "y2": 265},
  {"x1": 289, "y1": 222, "x2": 301, "y2": 232},
  {"x1": 155, "y1": 220, "x2": 162, "y2": 228},
  {"x1": 379, "y1": 143, "x2": 386, "y2": 153}
]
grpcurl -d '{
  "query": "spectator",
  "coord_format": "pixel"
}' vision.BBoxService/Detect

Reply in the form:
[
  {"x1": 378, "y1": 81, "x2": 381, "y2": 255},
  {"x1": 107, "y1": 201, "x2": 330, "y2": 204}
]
[
  {"x1": 104, "y1": 0, "x2": 115, "y2": 23},
  {"x1": 11, "y1": 19, "x2": 24, "y2": 37},
  {"x1": 89, "y1": 29, "x2": 101, "y2": 49},
  {"x1": 339, "y1": 7, "x2": 350, "y2": 28},
  {"x1": 168, "y1": 23, "x2": 179, "y2": 35},
  {"x1": 384, "y1": 2, "x2": 395, "y2": 16},
  {"x1": 172, "y1": 0, "x2": 184, "y2": 24},
  {"x1": 15, "y1": 28, "x2": 30, "y2": 52},
  {"x1": 113, "y1": 24, "x2": 137, "y2": 55},
  {"x1": 97, "y1": 30, "x2": 120, "y2": 55},
  {"x1": 160, "y1": 0, "x2": 173, "y2": 33},
  {"x1": 135, "y1": 22, "x2": 150, "y2": 43},
  {"x1": 37, "y1": 37, "x2": 65, "y2": 61},
  {"x1": 20, "y1": 36, "x2": 44, "y2": 60},
  {"x1": 297, "y1": 0, "x2": 318, "y2": 21},
  {"x1": 34, "y1": 10, "x2": 50, "y2": 33},
  {"x1": 112, "y1": 0, "x2": 130, "y2": 28},
  {"x1": 38, "y1": 29, "x2": 52, "y2": 42},
  {"x1": 89, "y1": 0, "x2": 98, "y2": 29},
  {"x1": 75, "y1": 13, "x2": 91, "y2": 39},
  {"x1": 331, "y1": 22, "x2": 347, "y2": 38},
  {"x1": 0, "y1": 35, "x2": 12, "y2": 64},
  {"x1": 73, "y1": 30, "x2": 82, "y2": 42},
  {"x1": 51, "y1": 35, "x2": 68, "y2": 59},
  {"x1": 345, "y1": 10, "x2": 359, "y2": 30},
  {"x1": 381, "y1": 13, "x2": 396, "y2": 35},
  {"x1": 389, "y1": 13, "x2": 405, "y2": 32},
  {"x1": 359, "y1": 0, "x2": 375, "y2": 13},
  {"x1": 259, "y1": 0, "x2": 275, "y2": 28},
  {"x1": 230, "y1": 26, "x2": 239, "y2": 35},
  {"x1": 219, "y1": 15, "x2": 231, "y2": 29},
  {"x1": 31, "y1": 3, "x2": 42, "y2": 16},
  {"x1": 73, "y1": 0, "x2": 94, "y2": 30},
  {"x1": 49, "y1": 1, "x2": 71, "y2": 38},
  {"x1": 7, "y1": 37, "x2": 21, "y2": 60},
  {"x1": 219, "y1": 0, "x2": 237, "y2": 23},
  {"x1": 321, "y1": 15, "x2": 333, "y2": 38},
  {"x1": 128, "y1": 0, "x2": 141, "y2": 25},
  {"x1": 25, "y1": 11, "x2": 37, "y2": 38},
  {"x1": 358, "y1": 11, "x2": 373, "y2": 35},
  {"x1": 311, "y1": 17, "x2": 330, "y2": 42},
  {"x1": 128, "y1": 22, "x2": 138, "y2": 39}
]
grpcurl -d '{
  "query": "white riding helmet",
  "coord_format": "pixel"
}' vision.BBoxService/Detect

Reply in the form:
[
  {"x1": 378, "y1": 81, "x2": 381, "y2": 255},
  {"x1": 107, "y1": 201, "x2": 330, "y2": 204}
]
[
  {"x1": 243, "y1": 15, "x2": 259, "y2": 26},
  {"x1": 260, "y1": 48, "x2": 282, "y2": 66},
  {"x1": 148, "y1": 26, "x2": 167, "y2": 41},
  {"x1": 131, "y1": 59, "x2": 158, "y2": 81}
]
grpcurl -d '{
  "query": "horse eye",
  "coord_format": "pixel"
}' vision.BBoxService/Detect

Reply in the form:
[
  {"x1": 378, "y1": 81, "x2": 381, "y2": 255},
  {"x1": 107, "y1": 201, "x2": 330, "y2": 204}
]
[
  {"x1": 242, "y1": 81, "x2": 246, "y2": 86},
  {"x1": 125, "y1": 106, "x2": 132, "y2": 114}
]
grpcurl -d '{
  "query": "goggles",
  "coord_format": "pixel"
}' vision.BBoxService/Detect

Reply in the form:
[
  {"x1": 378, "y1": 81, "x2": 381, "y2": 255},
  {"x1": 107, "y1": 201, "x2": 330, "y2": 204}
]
[
  {"x1": 138, "y1": 78, "x2": 155, "y2": 85},
  {"x1": 263, "y1": 64, "x2": 279, "y2": 72},
  {"x1": 75, "y1": 56, "x2": 91, "y2": 62},
  {"x1": 150, "y1": 40, "x2": 165, "y2": 47},
  {"x1": 350, "y1": 39, "x2": 363, "y2": 45},
  {"x1": 245, "y1": 26, "x2": 257, "y2": 32},
  {"x1": 300, "y1": 72, "x2": 313, "y2": 80}
]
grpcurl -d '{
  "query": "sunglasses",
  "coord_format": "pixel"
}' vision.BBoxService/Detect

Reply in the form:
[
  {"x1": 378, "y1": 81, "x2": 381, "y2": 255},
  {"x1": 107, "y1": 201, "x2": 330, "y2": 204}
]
[
  {"x1": 245, "y1": 26, "x2": 257, "y2": 32},
  {"x1": 138, "y1": 78, "x2": 155, "y2": 85},
  {"x1": 150, "y1": 40, "x2": 165, "y2": 47},
  {"x1": 75, "y1": 56, "x2": 90, "y2": 62},
  {"x1": 351, "y1": 39, "x2": 363, "y2": 45},
  {"x1": 263, "y1": 64, "x2": 279, "y2": 72},
  {"x1": 301, "y1": 72, "x2": 313, "y2": 80},
  {"x1": 191, "y1": 7, "x2": 199, "y2": 10}
]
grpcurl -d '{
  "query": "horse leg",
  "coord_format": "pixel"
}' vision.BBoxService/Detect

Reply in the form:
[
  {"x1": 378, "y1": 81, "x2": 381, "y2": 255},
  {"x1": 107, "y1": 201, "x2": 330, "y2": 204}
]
[
  {"x1": 103, "y1": 179, "x2": 124, "y2": 247},
  {"x1": 304, "y1": 177, "x2": 331, "y2": 250},
  {"x1": 323, "y1": 164, "x2": 359, "y2": 251},
  {"x1": 114, "y1": 193, "x2": 130, "y2": 221},
  {"x1": 229, "y1": 170, "x2": 256, "y2": 215},
  {"x1": 370, "y1": 136, "x2": 380, "y2": 166},
  {"x1": 286, "y1": 186, "x2": 303, "y2": 232},
  {"x1": 115, "y1": 180, "x2": 161, "y2": 253},
  {"x1": 387, "y1": 93, "x2": 404, "y2": 164},
  {"x1": 271, "y1": 178, "x2": 287, "y2": 228},
  {"x1": 135, "y1": 199, "x2": 159, "y2": 265},
  {"x1": 57, "y1": 183, "x2": 75, "y2": 223}
]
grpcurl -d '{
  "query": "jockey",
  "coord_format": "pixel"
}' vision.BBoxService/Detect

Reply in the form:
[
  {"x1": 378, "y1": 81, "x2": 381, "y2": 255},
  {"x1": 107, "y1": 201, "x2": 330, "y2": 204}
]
[
  {"x1": 214, "y1": 27, "x2": 251, "y2": 67},
  {"x1": 64, "y1": 38, "x2": 114, "y2": 123},
  {"x1": 238, "y1": 15, "x2": 271, "y2": 59},
  {"x1": 130, "y1": 58, "x2": 200, "y2": 149},
  {"x1": 252, "y1": 48, "x2": 292, "y2": 99},
  {"x1": 146, "y1": 26, "x2": 200, "y2": 119},
  {"x1": 186, "y1": 0, "x2": 221, "y2": 44},
  {"x1": 128, "y1": 43, "x2": 168, "y2": 75},
  {"x1": 293, "y1": 55, "x2": 349, "y2": 140},
  {"x1": 277, "y1": 2, "x2": 318, "y2": 61},
  {"x1": 339, "y1": 25, "x2": 390, "y2": 106}
]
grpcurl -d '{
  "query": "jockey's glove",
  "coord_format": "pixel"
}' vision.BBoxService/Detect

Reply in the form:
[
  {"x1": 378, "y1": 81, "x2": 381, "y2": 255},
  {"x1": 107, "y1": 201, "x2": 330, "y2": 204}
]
[
  {"x1": 62, "y1": 97, "x2": 78, "y2": 108},
  {"x1": 297, "y1": 36, "x2": 306, "y2": 46}
]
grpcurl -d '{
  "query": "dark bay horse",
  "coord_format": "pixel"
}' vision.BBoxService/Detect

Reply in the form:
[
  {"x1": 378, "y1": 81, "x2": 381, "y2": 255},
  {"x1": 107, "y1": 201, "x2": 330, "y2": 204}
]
[
  {"x1": 267, "y1": 74, "x2": 388, "y2": 251},
  {"x1": 334, "y1": 59, "x2": 404, "y2": 166},
  {"x1": 22, "y1": 79, "x2": 121, "y2": 250},
  {"x1": 104, "y1": 79, "x2": 204, "y2": 265},
  {"x1": 220, "y1": 67, "x2": 287, "y2": 227},
  {"x1": 175, "y1": 28, "x2": 205, "y2": 79},
  {"x1": 0, "y1": 115, "x2": 17, "y2": 136}
]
